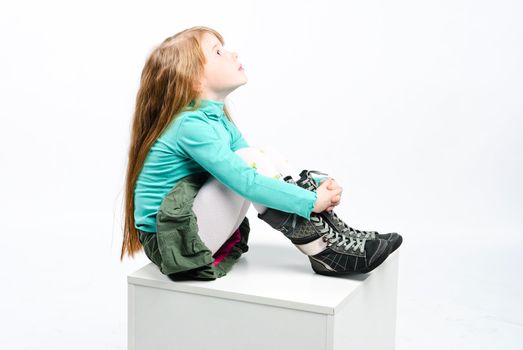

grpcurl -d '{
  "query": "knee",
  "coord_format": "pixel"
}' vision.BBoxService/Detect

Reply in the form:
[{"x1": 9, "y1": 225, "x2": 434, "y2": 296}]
[
  {"x1": 235, "y1": 145, "x2": 280, "y2": 160},
  {"x1": 234, "y1": 146, "x2": 269, "y2": 170},
  {"x1": 255, "y1": 144, "x2": 287, "y2": 161},
  {"x1": 234, "y1": 146, "x2": 264, "y2": 161}
]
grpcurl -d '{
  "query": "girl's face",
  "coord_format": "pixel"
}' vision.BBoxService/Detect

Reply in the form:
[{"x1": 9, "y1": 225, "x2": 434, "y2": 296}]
[{"x1": 197, "y1": 32, "x2": 247, "y2": 101}]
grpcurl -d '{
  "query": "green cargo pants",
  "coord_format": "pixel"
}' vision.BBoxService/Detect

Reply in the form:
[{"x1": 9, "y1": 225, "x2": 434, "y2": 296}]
[{"x1": 138, "y1": 172, "x2": 251, "y2": 281}]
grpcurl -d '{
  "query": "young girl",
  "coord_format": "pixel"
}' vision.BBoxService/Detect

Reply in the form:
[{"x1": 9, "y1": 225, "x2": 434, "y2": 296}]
[{"x1": 121, "y1": 26, "x2": 402, "y2": 278}]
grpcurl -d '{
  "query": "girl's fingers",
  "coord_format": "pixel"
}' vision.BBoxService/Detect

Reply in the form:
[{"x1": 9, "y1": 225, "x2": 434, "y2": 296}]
[{"x1": 327, "y1": 179, "x2": 341, "y2": 190}]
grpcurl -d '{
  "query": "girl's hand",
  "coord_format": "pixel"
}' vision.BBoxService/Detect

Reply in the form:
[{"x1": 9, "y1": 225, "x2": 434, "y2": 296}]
[
  {"x1": 321, "y1": 178, "x2": 342, "y2": 213},
  {"x1": 312, "y1": 178, "x2": 343, "y2": 214}
]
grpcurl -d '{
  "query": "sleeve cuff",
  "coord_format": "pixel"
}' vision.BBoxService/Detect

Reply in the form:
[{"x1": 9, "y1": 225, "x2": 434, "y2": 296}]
[{"x1": 303, "y1": 190, "x2": 317, "y2": 220}]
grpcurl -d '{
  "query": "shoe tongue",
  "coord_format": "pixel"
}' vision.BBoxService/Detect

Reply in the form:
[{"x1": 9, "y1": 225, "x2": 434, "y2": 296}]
[{"x1": 300, "y1": 170, "x2": 314, "y2": 182}]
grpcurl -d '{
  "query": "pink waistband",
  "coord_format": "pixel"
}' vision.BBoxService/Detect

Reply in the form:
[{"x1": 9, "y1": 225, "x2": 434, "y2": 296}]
[{"x1": 212, "y1": 227, "x2": 242, "y2": 266}]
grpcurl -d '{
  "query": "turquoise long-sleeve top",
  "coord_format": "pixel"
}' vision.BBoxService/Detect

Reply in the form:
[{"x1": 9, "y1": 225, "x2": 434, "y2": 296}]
[{"x1": 134, "y1": 98, "x2": 318, "y2": 233}]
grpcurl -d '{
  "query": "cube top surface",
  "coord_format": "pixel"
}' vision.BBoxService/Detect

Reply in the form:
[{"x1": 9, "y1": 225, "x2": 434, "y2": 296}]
[{"x1": 128, "y1": 240, "x2": 396, "y2": 315}]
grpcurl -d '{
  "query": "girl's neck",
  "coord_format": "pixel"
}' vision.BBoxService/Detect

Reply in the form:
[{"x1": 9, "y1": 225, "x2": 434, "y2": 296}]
[{"x1": 198, "y1": 90, "x2": 227, "y2": 102}]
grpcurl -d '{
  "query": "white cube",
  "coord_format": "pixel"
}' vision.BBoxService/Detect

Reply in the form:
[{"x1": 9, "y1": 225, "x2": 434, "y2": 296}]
[{"x1": 128, "y1": 241, "x2": 399, "y2": 350}]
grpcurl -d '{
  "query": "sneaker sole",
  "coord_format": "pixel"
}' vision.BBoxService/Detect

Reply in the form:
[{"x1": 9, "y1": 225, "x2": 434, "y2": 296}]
[{"x1": 308, "y1": 243, "x2": 393, "y2": 276}]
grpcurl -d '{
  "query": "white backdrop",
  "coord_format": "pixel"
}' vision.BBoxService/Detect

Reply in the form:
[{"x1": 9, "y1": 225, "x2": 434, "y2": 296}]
[{"x1": 0, "y1": 0, "x2": 521, "y2": 349}]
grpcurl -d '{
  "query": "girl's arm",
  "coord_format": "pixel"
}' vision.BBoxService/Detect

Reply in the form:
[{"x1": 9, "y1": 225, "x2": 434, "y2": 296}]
[
  {"x1": 229, "y1": 121, "x2": 327, "y2": 187},
  {"x1": 175, "y1": 115, "x2": 317, "y2": 220}
]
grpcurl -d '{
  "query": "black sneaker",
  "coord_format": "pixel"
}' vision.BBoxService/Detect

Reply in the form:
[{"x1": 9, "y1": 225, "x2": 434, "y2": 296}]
[
  {"x1": 296, "y1": 169, "x2": 403, "y2": 253},
  {"x1": 257, "y1": 176, "x2": 392, "y2": 275},
  {"x1": 256, "y1": 194, "x2": 331, "y2": 245},
  {"x1": 307, "y1": 229, "x2": 391, "y2": 275}
]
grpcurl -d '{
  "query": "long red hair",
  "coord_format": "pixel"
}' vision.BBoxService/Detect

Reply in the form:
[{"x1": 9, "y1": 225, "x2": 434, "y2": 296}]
[{"x1": 121, "y1": 26, "x2": 237, "y2": 260}]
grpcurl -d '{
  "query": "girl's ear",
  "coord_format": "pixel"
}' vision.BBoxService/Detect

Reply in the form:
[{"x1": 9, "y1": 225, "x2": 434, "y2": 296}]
[
  {"x1": 193, "y1": 78, "x2": 204, "y2": 93},
  {"x1": 193, "y1": 82, "x2": 201, "y2": 92}
]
